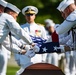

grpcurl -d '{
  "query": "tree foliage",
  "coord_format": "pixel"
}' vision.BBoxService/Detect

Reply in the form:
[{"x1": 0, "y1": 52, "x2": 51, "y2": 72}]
[{"x1": 6, "y1": 0, "x2": 63, "y2": 25}]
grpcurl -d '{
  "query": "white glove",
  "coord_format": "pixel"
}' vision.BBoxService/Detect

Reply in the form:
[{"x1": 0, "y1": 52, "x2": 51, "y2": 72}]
[
  {"x1": 25, "y1": 45, "x2": 31, "y2": 50},
  {"x1": 32, "y1": 45, "x2": 40, "y2": 52},
  {"x1": 25, "y1": 50, "x2": 35, "y2": 58},
  {"x1": 60, "y1": 45, "x2": 65, "y2": 53}
]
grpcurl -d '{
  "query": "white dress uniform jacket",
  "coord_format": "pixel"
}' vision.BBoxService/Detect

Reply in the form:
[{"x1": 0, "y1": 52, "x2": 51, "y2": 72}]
[
  {"x1": 55, "y1": 9, "x2": 76, "y2": 75},
  {"x1": 21, "y1": 22, "x2": 47, "y2": 63},
  {"x1": 0, "y1": 13, "x2": 33, "y2": 75},
  {"x1": 0, "y1": 13, "x2": 33, "y2": 45},
  {"x1": 56, "y1": 10, "x2": 76, "y2": 35}
]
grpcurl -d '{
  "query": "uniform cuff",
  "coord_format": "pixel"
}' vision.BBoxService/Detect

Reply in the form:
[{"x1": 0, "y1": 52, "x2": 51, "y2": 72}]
[{"x1": 60, "y1": 45, "x2": 65, "y2": 53}]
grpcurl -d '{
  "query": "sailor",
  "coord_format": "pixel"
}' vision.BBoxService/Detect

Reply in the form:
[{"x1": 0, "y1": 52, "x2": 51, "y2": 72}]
[
  {"x1": 0, "y1": 1, "x2": 10, "y2": 75},
  {"x1": 0, "y1": 3, "x2": 35, "y2": 75},
  {"x1": 56, "y1": 0, "x2": 76, "y2": 34},
  {"x1": 44, "y1": 19, "x2": 59, "y2": 66},
  {"x1": 56, "y1": 0, "x2": 76, "y2": 75},
  {"x1": 21, "y1": 5, "x2": 47, "y2": 63}
]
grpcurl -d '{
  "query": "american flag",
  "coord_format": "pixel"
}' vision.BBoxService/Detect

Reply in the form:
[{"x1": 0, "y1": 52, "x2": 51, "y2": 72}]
[
  {"x1": 30, "y1": 35, "x2": 46, "y2": 47},
  {"x1": 30, "y1": 31, "x2": 61, "y2": 53}
]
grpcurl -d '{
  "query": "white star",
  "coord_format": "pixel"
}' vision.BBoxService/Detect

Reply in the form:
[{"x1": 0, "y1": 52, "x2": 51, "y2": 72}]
[
  {"x1": 42, "y1": 47, "x2": 47, "y2": 52},
  {"x1": 54, "y1": 46, "x2": 58, "y2": 51}
]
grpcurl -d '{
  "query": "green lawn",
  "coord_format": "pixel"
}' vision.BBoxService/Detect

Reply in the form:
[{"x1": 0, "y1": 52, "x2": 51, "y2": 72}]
[
  {"x1": 6, "y1": 56, "x2": 65, "y2": 75},
  {"x1": 7, "y1": 66, "x2": 20, "y2": 75}
]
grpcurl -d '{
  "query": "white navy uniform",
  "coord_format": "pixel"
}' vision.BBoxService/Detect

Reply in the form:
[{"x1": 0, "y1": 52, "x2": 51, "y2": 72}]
[
  {"x1": 56, "y1": 0, "x2": 76, "y2": 35},
  {"x1": 0, "y1": 35, "x2": 11, "y2": 75},
  {"x1": 0, "y1": 1, "x2": 10, "y2": 75},
  {"x1": 14, "y1": 5, "x2": 47, "y2": 75},
  {"x1": 0, "y1": 13, "x2": 32, "y2": 44},
  {"x1": 57, "y1": 32, "x2": 71, "y2": 67},
  {"x1": 21, "y1": 22, "x2": 47, "y2": 63},
  {"x1": 64, "y1": 32, "x2": 76, "y2": 75},
  {"x1": 44, "y1": 19, "x2": 59, "y2": 66},
  {"x1": 59, "y1": 32, "x2": 72, "y2": 74},
  {"x1": 0, "y1": 5, "x2": 33, "y2": 75},
  {"x1": 0, "y1": 1, "x2": 11, "y2": 75},
  {"x1": 56, "y1": 11, "x2": 76, "y2": 75},
  {"x1": 56, "y1": 10, "x2": 76, "y2": 35},
  {"x1": 56, "y1": 0, "x2": 76, "y2": 75},
  {"x1": 0, "y1": 13, "x2": 33, "y2": 53}
]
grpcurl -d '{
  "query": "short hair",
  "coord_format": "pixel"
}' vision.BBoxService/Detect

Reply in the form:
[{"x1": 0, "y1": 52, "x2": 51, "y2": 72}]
[{"x1": 4, "y1": 7, "x2": 15, "y2": 13}]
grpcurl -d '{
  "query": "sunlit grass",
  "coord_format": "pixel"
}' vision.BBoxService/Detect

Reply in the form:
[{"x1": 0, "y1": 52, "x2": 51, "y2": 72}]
[{"x1": 7, "y1": 66, "x2": 20, "y2": 75}]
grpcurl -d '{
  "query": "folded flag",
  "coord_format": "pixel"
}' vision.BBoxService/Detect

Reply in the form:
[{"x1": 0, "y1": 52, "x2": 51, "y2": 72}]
[
  {"x1": 37, "y1": 42, "x2": 61, "y2": 53},
  {"x1": 30, "y1": 34, "x2": 61, "y2": 53}
]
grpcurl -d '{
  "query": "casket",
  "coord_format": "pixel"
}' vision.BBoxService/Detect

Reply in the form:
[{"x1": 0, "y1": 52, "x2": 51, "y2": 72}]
[{"x1": 20, "y1": 63, "x2": 65, "y2": 75}]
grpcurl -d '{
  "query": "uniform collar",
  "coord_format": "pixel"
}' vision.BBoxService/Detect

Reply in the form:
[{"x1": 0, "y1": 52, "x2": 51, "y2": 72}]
[{"x1": 27, "y1": 22, "x2": 36, "y2": 26}]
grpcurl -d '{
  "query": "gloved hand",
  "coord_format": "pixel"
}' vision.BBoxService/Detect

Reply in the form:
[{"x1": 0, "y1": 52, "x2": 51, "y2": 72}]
[
  {"x1": 25, "y1": 45, "x2": 31, "y2": 50},
  {"x1": 20, "y1": 44, "x2": 30, "y2": 50},
  {"x1": 25, "y1": 50, "x2": 35, "y2": 58},
  {"x1": 32, "y1": 45, "x2": 40, "y2": 52},
  {"x1": 18, "y1": 49, "x2": 27, "y2": 55}
]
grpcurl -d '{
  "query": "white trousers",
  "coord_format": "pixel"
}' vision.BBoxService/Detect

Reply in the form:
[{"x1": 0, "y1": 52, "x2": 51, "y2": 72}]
[
  {"x1": 31, "y1": 54, "x2": 47, "y2": 63},
  {"x1": 0, "y1": 45, "x2": 8, "y2": 75},
  {"x1": 65, "y1": 51, "x2": 76, "y2": 75},
  {"x1": 46, "y1": 53, "x2": 58, "y2": 66}
]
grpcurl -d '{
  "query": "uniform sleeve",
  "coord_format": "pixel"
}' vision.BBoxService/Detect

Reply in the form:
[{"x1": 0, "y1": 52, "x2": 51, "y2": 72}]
[
  {"x1": 66, "y1": 39, "x2": 73, "y2": 46},
  {"x1": 56, "y1": 20, "x2": 76, "y2": 35},
  {"x1": 2, "y1": 39, "x2": 21, "y2": 53},
  {"x1": 59, "y1": 34, "x2": 71, "y2": 44},
  {"x1": 66, "y1": 32, "x2": 73, "y2": 47},
  {"x1": 6, "y1": 16, "x2": 33, "y2": 44},
  {"x1": 2, "y1": 36, "x2": 10, "y2": 50},
  {"x1": 12, "y1": 44, "x2": 21, "y2": 53},
  {"x1": 12, "y1": 36, "x2": 22, "y2": 47}
]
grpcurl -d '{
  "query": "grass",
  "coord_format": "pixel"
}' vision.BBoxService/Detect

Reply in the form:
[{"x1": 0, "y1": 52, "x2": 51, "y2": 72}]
[
  {"x1": 6, "y1": 56, "x2": 65, "y2": 75},
  {"x1": 7, "y1": 66, "x2": 20, "y2": 75}
]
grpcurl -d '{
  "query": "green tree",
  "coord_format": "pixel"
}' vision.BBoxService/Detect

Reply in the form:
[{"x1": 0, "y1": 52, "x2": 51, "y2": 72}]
[{"x1": 6, "y1": 0, "x2": 63, "y2": 25}]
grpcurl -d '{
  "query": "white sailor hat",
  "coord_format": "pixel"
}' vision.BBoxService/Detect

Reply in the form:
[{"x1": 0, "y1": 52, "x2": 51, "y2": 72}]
[
  {"x1": 6, "y1": 3, "x2": 21, "y2": 14},
  {"x1": 57, "y1": 0, "x2": 75, "y2": 12},
  {"x1": 44, "y1": 19, "x2": 55, "y2": 27},
  {"x1": 0, "y1": 0, "x2": 7, "y2": 7},
  {"x1": 22, "y1": 6, "x2": 38, "y2": 15}
]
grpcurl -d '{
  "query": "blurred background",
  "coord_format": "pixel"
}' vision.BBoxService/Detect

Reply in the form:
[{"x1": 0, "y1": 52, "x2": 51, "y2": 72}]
[{"x1": 6, "y1": 0, "x2": 63, "y2": 24}]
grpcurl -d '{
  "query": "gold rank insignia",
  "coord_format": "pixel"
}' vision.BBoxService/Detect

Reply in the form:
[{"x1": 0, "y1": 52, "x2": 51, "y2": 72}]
[
  {"x1": 35, "y1": 30, "x2": 41, "y2": 37},
  {"x1": 25, "y1": 7, "x2": 35, "y2": 14}
]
